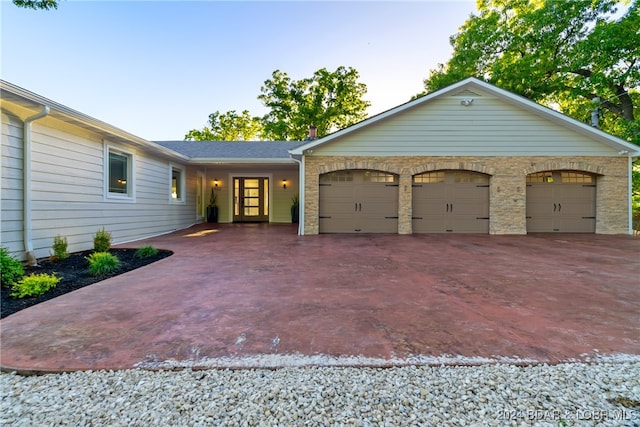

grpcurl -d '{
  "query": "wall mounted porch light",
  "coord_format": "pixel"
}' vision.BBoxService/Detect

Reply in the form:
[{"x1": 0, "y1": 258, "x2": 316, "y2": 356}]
[
  {"x1": 213, "y1": 179, "x2": 220, "y2": 190},
  {"x1": 282, "y1": 179, "x2": 288, "y2": 189}
]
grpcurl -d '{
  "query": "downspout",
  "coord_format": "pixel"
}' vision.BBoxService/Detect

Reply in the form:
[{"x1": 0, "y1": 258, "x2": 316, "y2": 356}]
[
  {"x1": 291, "y1": 155, "x2": 305, "y2": 235},
  {"x1": 23, "y1": 106, "x2": 50, "y2": 265},
  {"x1": 628, "y1": 152, "x2": 634, "y2": 235}
]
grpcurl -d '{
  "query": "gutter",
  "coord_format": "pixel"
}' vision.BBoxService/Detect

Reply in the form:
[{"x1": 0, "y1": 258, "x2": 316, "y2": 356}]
[
  {"x1": 23, "y1": 106, "x2": 50, "y2": 265},
  {"x1": 620, "y1": 150, "x2": 639, "y2": 235},
  {"x1": 628, "y1": 152, "x2": 639, "y2": 235},
  {"x1": 290, "y1": 154, "x2": 304, "y2": 235},
  {"x1": 189, "y1": 158, "x2": 297, "y2": 165}
]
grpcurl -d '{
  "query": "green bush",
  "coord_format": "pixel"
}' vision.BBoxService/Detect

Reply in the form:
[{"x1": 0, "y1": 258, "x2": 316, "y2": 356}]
[
  {"x1": 93, "y1": 228, "x2": 112, "y2": 252},
  {"x1": 86, "y1": 252, "x2": 120, "y2": 276},
  {"x1": 51, "y1": 235, "x2": 69, "y2": 260},
  {"x1": 135, "y1": 245, "x2": 159, "y2": 258},
  {"x1": 11, "y1": 273, "x2": 59, "y2": 298},
  {"x1": 1, "y1": 247, "x2": 25, "y2": 288}
]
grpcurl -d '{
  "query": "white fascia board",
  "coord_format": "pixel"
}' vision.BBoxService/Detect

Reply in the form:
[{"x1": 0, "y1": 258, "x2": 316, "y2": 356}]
[
  {"x1": 188, "y1": 157, "x2": 298, "y2": 165},
  {"x1": 1, "y1": 80, "x2": 189, "y2": 162}
]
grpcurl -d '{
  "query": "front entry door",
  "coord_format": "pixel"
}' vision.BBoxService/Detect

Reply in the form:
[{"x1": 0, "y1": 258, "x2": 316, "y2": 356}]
[{"x1": 233, "y1": 177, "x2": 269, "y2": 222}]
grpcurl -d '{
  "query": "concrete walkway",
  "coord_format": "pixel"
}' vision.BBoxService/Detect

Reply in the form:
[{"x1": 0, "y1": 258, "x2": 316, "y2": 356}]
[{"x1": 1, "y1": 224, "x2": 639, "y2": 373}]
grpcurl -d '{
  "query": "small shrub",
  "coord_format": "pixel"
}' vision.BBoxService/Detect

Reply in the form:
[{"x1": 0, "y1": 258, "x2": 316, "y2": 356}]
[
  {"x1": 1, "y1": 247, "x2": 25, "y2": 288},
  {"x1": 51, "y1": 235, "x2": 69, "y2": 261},
  {"x1": 86, "y1": 252, "x2": 120, "y2": 276},
  {"x1": 135, "y1": 245, "x2": 159, "y2": 258},
  {"x1": 93, "y1": 228, "x2": 112, "y2": 252},
  {"x1": 11, "y1": 273, "x2": 59, "y2": 298}
]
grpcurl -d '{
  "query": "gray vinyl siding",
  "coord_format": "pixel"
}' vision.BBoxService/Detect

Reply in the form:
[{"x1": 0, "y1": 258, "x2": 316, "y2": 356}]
[
  {"x1": 1, "y1": 113, "x2": 196, "y2": 260},
  {"x1": 1, "y1": 112, "x2": 25, "y2": 255},
  {"x1": 312, "y1": 92, "x2": 618, "y2": 157}
]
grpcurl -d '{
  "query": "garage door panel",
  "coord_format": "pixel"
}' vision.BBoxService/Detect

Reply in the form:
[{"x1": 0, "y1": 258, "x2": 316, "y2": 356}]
[
  {"x1": 526, "y1": 172, "x2": 596, "y2": 233},
  {"x1": 453, "y1": 186, "x2": 489, "y2": 217},
  {"x1": 555, "y1": 185, "x2": 596, "y2": 216},
  {"x1": 412, "y1": 216, "x2": 447, "y2": 233},
  {"x1": 319, "y1": 170, "x2": 398, "y2": 233},
  {"x1": 412, "y1": 171, "x2": 490, "y2": 234},
  {"x1": 526, "y1": 185, "x2": 553, "y2": 217},
  {"x1": 412, "y1": 184, "x2": 446, "y2": 217},
  {"x1": 319, "y1": 216, "x2": 355, "y2": 233},
  {"x1": 358, "y1": 216, "x2": 399, "y2": 233},
  {"x1": 554, "y1": 217, "x2": 596, "y2": 233},
  {"x1": 450, "y1": 216, "x2": 489, "y2": 233}
]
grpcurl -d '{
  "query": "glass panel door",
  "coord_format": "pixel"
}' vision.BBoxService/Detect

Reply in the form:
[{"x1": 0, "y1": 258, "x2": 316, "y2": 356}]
[{"x1": 233, "y1": 177, "x2": 269, "y2": 222}]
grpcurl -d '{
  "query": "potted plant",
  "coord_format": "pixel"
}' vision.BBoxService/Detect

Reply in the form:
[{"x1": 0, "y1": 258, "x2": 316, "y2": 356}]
[
  {"x1": 207, "y1": 188, "x2": 218, "y2": 223},
  {"x1": 291, "y1": 194, "x2": 299, "y2": 224}
]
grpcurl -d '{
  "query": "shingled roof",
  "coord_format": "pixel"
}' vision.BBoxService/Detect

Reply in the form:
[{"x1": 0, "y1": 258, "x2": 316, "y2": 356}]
[{"x1": 154, "y1": 141, "x2": 305, "y2": 163}]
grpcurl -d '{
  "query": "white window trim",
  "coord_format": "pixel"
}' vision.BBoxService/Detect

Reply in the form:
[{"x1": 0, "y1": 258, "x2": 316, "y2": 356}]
[
  {"x1": 170, "y1": 163, "x2": 186, "y2": 204},
  {"x1": 196, "y1": 170, "x2": 205, "y2": 219},
  {"x1": 104, "y1": 142, "x2": 136, "y2": 202}
]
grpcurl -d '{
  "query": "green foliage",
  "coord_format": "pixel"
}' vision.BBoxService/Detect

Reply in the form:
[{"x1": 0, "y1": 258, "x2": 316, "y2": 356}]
[
  {"x1": 291, "y1": 194, "x2": 299, "y2": 207},
  {"x1": 51, "y1": 235, "x2": 69, "y2": 260},
  {"x1": 419, "y1": 0, "x2": 639, "y2": 143},
  {"x1": 86, "y1": 252, "x2": 120, "y2": 276},
  {"x1": 1, "y1": 247, "x2": 25, "y2": 289},
  {"x1": 259, "y1": 66, "x2": 370, "y2": 140},
  {"x1": 187, "y1": 66, "x2": 371, "y2": 142},
  {"x1": 12, "y1": 0, "x2": 58, "y2": 10},
  {"x1": 185, "y1": 110, "x2": 263, "y2": 141},
  {"x1": 209, "y1": 188, "x2": 217, "y2": 207},
  {"x1": 93, "y1": 228, "x2": 112, "y2": 252},
  {"x1": 11, "y1": 273, "x2": 59, "y2": 298},
  {"x1": 135, "y1": 246, "x2": 159, "y2": 259}
]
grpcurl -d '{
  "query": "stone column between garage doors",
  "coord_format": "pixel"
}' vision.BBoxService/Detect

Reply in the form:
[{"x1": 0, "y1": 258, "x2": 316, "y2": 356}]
[
  {"x1": 489, "y1": 172, "x2": 527, "y2": 234},
  {"x1": 398, "y1": 173, "x2": 413, "y2": 234}
]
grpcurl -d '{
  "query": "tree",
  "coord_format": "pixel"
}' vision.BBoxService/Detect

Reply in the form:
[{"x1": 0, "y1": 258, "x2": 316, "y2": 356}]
[
  {"x1": 258, "y1": 66, "x2": 370, "y2": 140},
  {"x1": 185, "y1": 110, "x2": 263, "y2": 141},
  {"x1": 13, "y1": 0, "x2": 59, "y2": 10},
  {"x1": 418, "y1": 0, "x2": 640, "y2": 144}
]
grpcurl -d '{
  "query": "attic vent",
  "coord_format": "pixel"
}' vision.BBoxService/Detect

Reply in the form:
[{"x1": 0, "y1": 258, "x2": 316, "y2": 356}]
[{"x1": 453, "y1": 90, "x2": 481, "y2": 97}]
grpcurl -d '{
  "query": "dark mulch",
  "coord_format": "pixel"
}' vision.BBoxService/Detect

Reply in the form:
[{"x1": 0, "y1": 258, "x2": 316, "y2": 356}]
[{"x1": 1, "y1": 248, "x2": 172, "y2": 319}]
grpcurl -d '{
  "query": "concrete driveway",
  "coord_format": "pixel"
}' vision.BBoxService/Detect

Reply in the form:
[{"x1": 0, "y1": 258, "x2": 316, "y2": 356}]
[{"x1": 1, "y1": 224, "x2": 639, "y2": 373}]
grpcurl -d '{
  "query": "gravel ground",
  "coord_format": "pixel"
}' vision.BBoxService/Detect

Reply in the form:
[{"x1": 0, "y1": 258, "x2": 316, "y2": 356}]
[{"x1": 2, "y1": 362, "x2": 639, "y2": 426}]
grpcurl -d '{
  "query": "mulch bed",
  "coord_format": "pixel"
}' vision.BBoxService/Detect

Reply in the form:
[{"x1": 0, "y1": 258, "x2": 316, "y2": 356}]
[{"x1": 1, "y1": 248, "x2": 172, "y2": 319}]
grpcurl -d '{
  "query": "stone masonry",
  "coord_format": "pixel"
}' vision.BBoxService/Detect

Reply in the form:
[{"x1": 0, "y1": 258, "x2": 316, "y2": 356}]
[{"x1": 303, "y1": 156, "x2": 629, "y2": 235}]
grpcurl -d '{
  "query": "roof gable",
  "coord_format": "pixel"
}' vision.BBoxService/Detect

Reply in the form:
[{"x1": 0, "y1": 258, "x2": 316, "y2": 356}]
[{"x1": 289, "y1": 78, "x2": 639, "y2": 157}]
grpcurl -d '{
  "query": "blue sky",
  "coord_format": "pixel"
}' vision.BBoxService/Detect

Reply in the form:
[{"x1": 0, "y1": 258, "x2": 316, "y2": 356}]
[{"x1": 1, "y1": 1, "x2": 477, "y2": 140}]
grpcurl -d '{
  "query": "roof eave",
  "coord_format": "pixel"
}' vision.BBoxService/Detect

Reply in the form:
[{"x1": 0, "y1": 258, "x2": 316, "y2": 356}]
[
  {"x1": 289, "y1": 77, "x2": 639, "y2": 156},
  {"x1": 1, "y1": 80, "x2": 189, "y2": 162},
  {"x1": 188, "y1": 157, "x2": 298, "y2": 165}
]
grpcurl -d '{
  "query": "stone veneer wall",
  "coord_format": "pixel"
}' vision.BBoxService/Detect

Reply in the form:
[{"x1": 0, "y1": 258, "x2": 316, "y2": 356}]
[{"x1": 303, "y1": 156, "x2": 629, "y2": 235}]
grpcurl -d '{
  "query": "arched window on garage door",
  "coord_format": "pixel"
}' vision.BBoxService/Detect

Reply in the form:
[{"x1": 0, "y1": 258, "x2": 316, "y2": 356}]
[
  {"x1": 526, "y1": 171, "x2": 596, "y2": 233},
  {"x1": 319, "y1": 170, "x2": 399, "y2": 233},
  {"x1": 412, "y1": 170, "x2": 490, "y2": 233}
]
